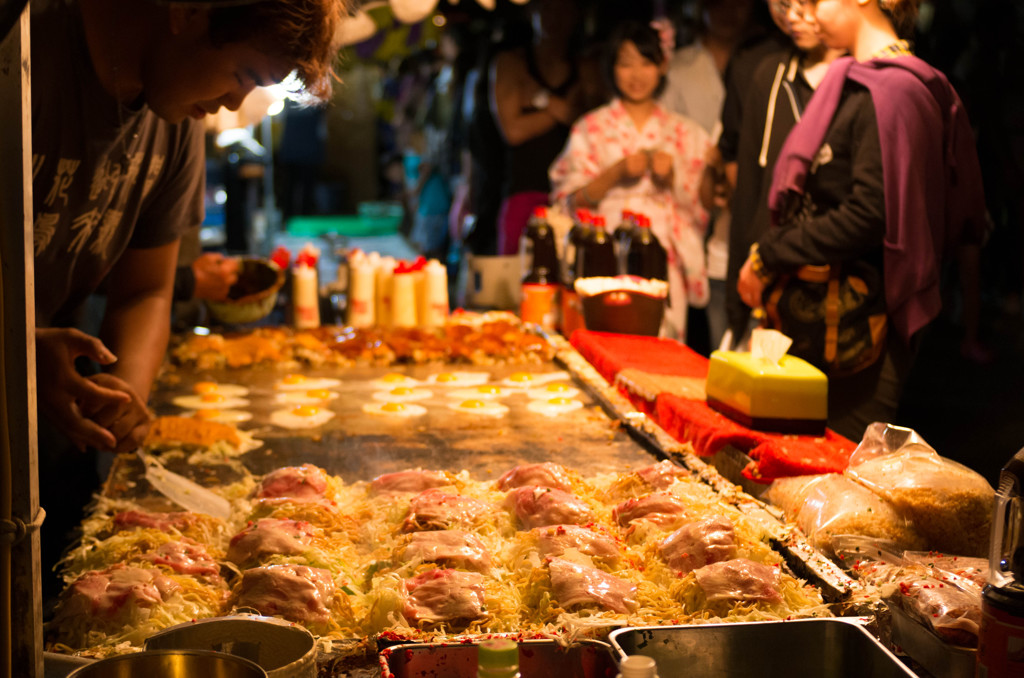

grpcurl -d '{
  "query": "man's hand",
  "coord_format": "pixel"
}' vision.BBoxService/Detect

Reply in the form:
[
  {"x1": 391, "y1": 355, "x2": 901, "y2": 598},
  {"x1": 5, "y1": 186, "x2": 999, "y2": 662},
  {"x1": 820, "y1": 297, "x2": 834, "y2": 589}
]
[
  {"x1": 738, "y1": 255, "x2": 766, "y2": 309},
  {"x1": 35, "y1": 328, "x2": 129, "y2": 452},
  {"x1": 79, "y1": 373, "x2": 153, "y2": 454},
  {"x1": 192, "y1": 253, "x2": 239, "y2": 302}
]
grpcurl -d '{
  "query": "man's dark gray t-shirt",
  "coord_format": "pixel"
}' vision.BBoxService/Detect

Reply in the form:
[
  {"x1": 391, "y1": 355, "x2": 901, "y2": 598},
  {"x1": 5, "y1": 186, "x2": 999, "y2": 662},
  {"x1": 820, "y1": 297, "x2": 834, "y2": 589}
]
[{"x1": 31, "y1": 0, "x2": 205, "y2": 327}]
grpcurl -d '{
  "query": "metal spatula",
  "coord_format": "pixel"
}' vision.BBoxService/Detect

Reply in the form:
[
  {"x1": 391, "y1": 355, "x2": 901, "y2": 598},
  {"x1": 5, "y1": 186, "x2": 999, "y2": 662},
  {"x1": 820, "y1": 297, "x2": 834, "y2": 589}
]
[{"x1": 136, "y1": 449, "x2": 232, "y2": 521}]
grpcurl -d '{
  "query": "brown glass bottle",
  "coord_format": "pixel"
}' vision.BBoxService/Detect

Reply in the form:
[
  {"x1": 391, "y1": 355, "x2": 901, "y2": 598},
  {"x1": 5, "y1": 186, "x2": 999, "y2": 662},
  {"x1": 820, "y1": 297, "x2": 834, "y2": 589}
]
[
  {"x1": 579, "y1": 215, "x2": 617, "y2": 278},
  {"x1": 626, "y1": 216, "x2": 667, "y2": 280}
]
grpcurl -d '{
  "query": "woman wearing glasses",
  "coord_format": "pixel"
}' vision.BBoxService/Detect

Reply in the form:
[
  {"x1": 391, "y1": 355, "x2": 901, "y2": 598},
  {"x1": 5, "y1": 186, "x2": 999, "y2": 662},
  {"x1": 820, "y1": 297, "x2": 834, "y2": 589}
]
[
  {"x1": 724, "y1": 0, "x2": 844, "y2": 346},
  {"x1": 736, "y1": 0, "x2": 986, "y2": 439}
]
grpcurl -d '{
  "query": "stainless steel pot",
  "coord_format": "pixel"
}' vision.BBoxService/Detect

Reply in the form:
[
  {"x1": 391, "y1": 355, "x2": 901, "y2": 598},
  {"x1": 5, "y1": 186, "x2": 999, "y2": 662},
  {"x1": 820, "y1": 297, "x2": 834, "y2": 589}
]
[
  {"x1": 145, "y1": 614, "x2": 316, "y2": 678},
  {"x1": 66, "y1": 649, "x2": 266, "y2": 678}
]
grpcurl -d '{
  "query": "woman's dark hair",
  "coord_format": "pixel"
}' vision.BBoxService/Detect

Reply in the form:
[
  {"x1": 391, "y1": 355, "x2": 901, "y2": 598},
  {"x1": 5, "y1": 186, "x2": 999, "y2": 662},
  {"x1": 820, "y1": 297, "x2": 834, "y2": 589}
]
[
  {"x1": 602, "y1": 21, "x2": 667, "y2": 100},
  {"x1": 881, "y1": 0, "x2": 921, "y2": 40}
]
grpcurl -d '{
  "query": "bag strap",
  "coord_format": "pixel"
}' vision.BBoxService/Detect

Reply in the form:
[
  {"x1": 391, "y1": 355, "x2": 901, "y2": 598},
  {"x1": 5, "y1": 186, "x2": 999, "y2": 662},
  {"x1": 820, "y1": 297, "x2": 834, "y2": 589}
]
[
  {"x1": 824, "y1": 264, "x2": 841, "y2": 365},
  {"x1": 764, "y1": 273, "x2": 789, "y2": 331}
]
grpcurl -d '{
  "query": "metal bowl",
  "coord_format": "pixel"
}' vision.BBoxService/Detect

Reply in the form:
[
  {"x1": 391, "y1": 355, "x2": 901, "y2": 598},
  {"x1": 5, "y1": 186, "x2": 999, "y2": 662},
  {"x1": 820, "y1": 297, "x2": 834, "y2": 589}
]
[
  {"x1": 66, "y1": 649, "x2": 267, "y2": 678},
  {"x1": 145, "y1": 614, "x2": 316, "y2": 678},
  {"x1": 205, "y1": 258, "x2": 285, "y2": 325}
]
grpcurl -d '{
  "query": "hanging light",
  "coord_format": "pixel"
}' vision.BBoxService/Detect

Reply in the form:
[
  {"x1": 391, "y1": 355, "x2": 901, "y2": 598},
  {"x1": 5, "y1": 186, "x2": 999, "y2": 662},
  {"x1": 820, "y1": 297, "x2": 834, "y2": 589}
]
[
  {"x1": 335, "y1": 2, "x2": 384, "y2": 46},
  {"x1": 389, "y1": 0, "x2": 440, "y2": 24}
]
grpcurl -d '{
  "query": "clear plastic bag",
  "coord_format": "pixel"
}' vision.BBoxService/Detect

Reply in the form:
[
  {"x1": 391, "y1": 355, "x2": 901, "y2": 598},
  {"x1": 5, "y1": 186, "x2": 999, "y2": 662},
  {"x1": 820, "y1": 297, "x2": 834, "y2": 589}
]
[
  {"x1": 903, "y1": 551, "x2": 989, "y2": 588},
  {"x1": 846, "y1": 423, "x2": 995, "y2": 557},
  {"x1": 832, "y1": 535, "x2": 984, "y2": 648},
  {"x1": 764, "y1": 474, "x2": 925, "y2": 557}
]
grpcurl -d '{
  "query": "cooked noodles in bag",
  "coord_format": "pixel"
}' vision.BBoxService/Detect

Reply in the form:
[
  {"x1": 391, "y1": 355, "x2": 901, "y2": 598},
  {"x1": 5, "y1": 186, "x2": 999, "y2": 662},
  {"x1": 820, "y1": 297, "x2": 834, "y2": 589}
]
[
  {"x1": 764, "y1": 473, "x2": 925, "y2": 557},
  {"x1": 845, "y1": 423, "x2": 995, "y2": 557}
]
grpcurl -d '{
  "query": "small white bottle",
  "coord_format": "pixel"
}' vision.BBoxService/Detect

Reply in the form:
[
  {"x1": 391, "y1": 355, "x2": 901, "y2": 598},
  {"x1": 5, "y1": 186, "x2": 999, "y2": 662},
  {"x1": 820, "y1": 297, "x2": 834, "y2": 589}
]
[
  {"x1": 420, "y1": 258, "x2": 449, "y2": 328},
  {"x1": 477, "y1": 638, "x2": 520, "y2": 678},
  {"x1": 617, "y1": 655, "x2": 658, "y2": 678},
  {"x1": 292, "y1": 263, "x2": 320, "y2": 329}
]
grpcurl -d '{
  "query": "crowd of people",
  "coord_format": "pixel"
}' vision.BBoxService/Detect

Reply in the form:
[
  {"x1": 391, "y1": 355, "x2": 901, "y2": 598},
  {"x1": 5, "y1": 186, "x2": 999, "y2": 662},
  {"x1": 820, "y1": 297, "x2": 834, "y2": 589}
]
[{"x1": 394, "y1": 0, "x2": 990, "y2": 442}]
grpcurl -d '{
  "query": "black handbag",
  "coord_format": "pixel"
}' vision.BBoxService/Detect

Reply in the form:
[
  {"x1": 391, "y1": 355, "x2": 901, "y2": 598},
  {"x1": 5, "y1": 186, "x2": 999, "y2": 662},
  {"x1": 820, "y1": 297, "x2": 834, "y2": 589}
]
[{"x1": 763, "y1": 260, "x2": 887, "y2": 376}]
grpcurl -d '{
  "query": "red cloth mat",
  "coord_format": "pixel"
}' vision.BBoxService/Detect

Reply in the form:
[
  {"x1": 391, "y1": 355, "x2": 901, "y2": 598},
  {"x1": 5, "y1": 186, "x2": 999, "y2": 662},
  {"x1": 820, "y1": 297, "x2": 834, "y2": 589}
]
[
  {"x1": 570, "y1": 330, "x2": 856, "y2": 483},
  {"x1": 747, "y1": 431, "x2": 857, "y2": 482},
  {"x1": 570, "y1": 330, "x2": 708, "y2": 381},
  {"x1": 655, "y1": 395, "x2": 856, "y2": 481}
]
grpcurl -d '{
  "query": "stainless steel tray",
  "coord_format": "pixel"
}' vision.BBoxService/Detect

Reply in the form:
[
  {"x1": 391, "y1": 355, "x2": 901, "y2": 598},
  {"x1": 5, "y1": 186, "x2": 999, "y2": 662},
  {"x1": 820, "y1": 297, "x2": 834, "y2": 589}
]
[
  {"x1": 378, "y1": 639, "x2": 616, "y2": 678},
  {"x1": 608, "y1": 620, "x2": 918, "y2": 678},
  {"x1": 890, "y1": 607, "x2": 976, "y2": 678}
]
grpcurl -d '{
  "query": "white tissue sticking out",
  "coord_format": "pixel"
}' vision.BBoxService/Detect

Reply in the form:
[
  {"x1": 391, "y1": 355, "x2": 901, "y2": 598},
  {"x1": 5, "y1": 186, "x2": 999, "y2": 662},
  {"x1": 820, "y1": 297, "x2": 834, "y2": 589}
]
[{"x1": 749, "y1": 328, "x2": 792, "y2": 365}]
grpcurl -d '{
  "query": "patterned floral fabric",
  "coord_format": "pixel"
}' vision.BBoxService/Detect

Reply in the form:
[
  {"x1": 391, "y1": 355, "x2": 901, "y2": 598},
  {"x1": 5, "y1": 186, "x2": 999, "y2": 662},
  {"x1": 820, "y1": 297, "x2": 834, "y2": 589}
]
[
  {"x1": 549, "y1": 99, "x2": 711, "y2": 338},
  {"x1": 873, "y1": 40, "x2": 912, "y2": 59}
]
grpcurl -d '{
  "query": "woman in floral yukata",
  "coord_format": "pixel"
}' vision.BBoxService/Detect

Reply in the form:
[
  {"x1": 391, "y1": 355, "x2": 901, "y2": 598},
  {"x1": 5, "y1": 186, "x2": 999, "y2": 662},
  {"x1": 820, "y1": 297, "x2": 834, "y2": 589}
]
[{"x1": 549, "y1": 21, "x2": 712, "y2": 342}]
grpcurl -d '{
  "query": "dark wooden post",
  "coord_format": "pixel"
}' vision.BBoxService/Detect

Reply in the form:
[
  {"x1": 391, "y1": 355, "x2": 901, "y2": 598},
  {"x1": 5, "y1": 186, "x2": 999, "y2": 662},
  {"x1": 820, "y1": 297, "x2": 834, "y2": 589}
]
[{"x1": 0, "y1": 5, "x2": 43, "y2": 678}]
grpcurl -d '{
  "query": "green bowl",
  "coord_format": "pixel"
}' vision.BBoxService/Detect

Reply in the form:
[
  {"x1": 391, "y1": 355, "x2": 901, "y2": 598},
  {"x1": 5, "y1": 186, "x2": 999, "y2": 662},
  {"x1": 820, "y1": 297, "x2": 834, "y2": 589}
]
[{"x1": 205, "y1": 258, "x2": 285, "y2": 325}]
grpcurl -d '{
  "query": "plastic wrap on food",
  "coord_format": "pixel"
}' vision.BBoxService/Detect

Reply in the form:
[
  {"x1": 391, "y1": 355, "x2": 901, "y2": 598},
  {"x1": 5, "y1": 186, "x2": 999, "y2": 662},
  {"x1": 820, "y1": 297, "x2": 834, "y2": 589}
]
[
  {"x1": 903, "y1": 552, "x2": 989, "y2": 588},
  {"x1": 402, "y1": 569, "x2": 486, "y2": 626},
  {"x1": 397, "y1": 530, "x2": 493, "y2": 573},
  {"x1": 836, "y1": 537, "x2": 985, "y2": 649},
  {"x1": 846, "y1": 423, "x2": 995, "y2": 557},
  {"x1": 659, "y1": 516, "x2": 737, "y2": 574},
  {"x1": 548, "y1": 557, "x2": 638, "y2": 613},
  {"x1": 693, "y1": 558, "x2": 783, "y2": 604},
  {"x1": 764, "y1": 473, "x2": 925, "y2": 557},
  {"x1": 402, "y1": 489, "x2": 495, "y2": 532},
  {"x1": 890, "y1": 576, "x2": 981, "y2": 647}
]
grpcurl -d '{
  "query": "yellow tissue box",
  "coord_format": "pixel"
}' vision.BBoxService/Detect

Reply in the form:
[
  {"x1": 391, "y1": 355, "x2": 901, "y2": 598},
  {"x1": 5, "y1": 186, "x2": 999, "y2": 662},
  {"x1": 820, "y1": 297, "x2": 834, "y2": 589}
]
[{"x1": 705, "y1": 350, "x2": 828, "y2": 435}]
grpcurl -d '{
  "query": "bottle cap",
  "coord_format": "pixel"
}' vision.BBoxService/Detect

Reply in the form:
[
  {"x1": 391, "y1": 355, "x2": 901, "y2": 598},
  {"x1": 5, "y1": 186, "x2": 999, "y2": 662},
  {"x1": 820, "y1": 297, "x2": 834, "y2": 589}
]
[
  {"x1": 478, "y1": 639, "x2": 518, "y2": 671},
  {"x1": 618, "y1": 655, "x2": 657, "y2": 678},
  {"x1": 269, "y1": 245, "x2": 291, "y2": 270},
  {"x1": 532, "y1": 205, "x2": 547, "y2": 219},
  {"x1": 592, "y1": 215, "x2": 606, "y2": 229}
]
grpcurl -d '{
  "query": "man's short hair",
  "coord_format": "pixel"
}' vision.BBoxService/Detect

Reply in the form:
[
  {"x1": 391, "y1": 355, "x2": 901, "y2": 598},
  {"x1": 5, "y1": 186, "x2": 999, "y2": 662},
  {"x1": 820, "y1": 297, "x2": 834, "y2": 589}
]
[{"x1": 207, "y1": 0, "x2": 347, "y2": 103}]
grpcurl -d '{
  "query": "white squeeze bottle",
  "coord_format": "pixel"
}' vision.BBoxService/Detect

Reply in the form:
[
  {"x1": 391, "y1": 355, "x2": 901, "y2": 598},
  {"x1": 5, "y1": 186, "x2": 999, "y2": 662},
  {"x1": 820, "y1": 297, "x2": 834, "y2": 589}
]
[
  {"x1": 617, "y1": 655, "x2": 659, "y2": 678},
  {"x1": 477, "y1": 639, "x2": 519, "y2": 678}
]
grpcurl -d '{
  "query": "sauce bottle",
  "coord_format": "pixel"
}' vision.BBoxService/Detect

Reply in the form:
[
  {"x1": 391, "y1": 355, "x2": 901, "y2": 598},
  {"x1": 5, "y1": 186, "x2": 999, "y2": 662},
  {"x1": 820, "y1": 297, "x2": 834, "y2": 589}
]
[
  {"x1": 626, "y1": 215, "x2": 668, "y2": 281},
  {"x1": 613, "y1": 210, "x2": 638, "y2": 275},
  {"x1": 292, "y1": 244, "x2": 321, "y2": 329},
  {"x1": 519, "y1": 206, "x2": 559, "y2": 332},
  {"x1": 561, "y1": 209, "x2": 593, "y2": 337},
  {"x1": 579, "y1": 215, "x2": 617, "y2": 279}
]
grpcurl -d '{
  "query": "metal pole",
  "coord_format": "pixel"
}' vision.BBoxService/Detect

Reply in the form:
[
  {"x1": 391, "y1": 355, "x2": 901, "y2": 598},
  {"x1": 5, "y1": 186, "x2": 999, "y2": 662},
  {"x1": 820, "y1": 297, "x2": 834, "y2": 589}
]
[
  {"x1": 261, "y1": 112, "x2": 280, "y2": 256},
  {"x1": 0, "y1": 4, "x2": 43, "y2": 678}
]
